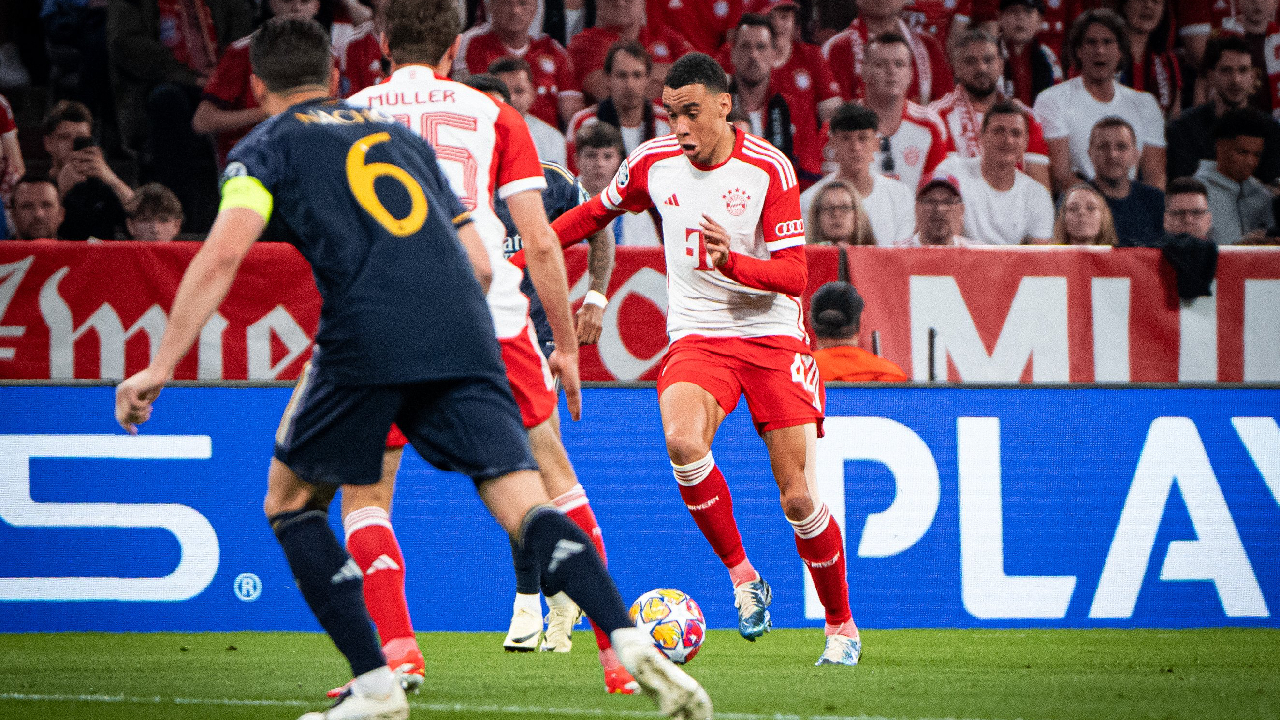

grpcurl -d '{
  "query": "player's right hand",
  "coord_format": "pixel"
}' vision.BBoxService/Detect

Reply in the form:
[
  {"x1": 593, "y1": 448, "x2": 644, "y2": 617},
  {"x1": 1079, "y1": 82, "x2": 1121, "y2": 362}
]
[
  {"x1": 115, "y1": 367, "x2": 166, "y2": 434},
  {"x1": 547, "y1": 348, "x2": 582, "y2": 421}
]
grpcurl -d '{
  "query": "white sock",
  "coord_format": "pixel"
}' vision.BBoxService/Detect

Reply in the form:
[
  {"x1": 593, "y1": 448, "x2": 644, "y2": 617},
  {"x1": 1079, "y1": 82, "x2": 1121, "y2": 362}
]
[
  {"x1": 351, "y1": 665, "x2": 396, "y2": 698},
  {"x1": 514, "y1": 592, "x2": 542, "y2": 615}
]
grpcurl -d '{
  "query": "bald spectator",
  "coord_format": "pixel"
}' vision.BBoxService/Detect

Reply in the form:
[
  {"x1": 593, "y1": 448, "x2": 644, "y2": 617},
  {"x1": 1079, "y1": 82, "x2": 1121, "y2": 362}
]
[
  {"x1": 810, "y1": 281, "x2": 908, "y2": 383},
  {"x1": 564, "y1": 42, "x2": 669, "y2": 171},
  {"x1": 566, "y1": 0, "x2": 691, "y2": 102},
  {"x1": 801, "y1": 103, "x2": 916, "y2": 246},
  {"x1": 9, "y1": 175, "x2": 64, "y2": 240},
  {"x1": 1161, "y1": 177, "x2": 1212, "y2": 241},
  {"x1": 125, "y1": 183, "x2": 185, "y2": 242},
  {"x1": 993, "y1": 0, "x2": 1063, "y2": 106},
  {"x1": 935, "y1": 101, "x2": 1054, "y2": 244},
  {"x1": 860, "y1": 32, "x2": 949, "y2": 191},
  {"x1": 1088, "y1": 116, "x2": 1165, "y2": 246},
  {"x1": 822, "y1": 0, "x2": 952, "y2": 105},
  {"x1": 900, "y1": 174, "x2": 974, "y2": 246},
  {"x1": 1033, "y1": 9, "x2": 1165, "y2": 194},
  {"x1": 489, "y1": 57, "x2": 568, "y2": 166},
  {"x1": 1195, "y1": 109, "x2": 1275, "y2": 245},
  {"x1": 1166, "y1": 36, "x2": 1280, "y2": 185}
]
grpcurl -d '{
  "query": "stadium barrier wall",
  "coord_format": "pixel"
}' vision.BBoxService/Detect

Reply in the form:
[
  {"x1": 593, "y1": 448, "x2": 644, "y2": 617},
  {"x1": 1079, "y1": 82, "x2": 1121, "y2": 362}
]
[
  {"x1": 2, "y1": 242, "x2": 1279, "y2": 383},
  {"x1": 2, "y1": 384, "x2": 1276, "y2": 632}
]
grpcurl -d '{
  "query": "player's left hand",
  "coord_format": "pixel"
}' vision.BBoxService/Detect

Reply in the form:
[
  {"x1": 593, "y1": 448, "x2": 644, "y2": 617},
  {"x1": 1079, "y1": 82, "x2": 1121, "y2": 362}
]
[
  {"x1": 701, "y1": 214, "x2": 731, "y2": 268},
  {"x1": 115, "y1": 367, "x2": 167, "y2": 434},
  {"x1": 575, "y1": 303, "x2": 604, "y2": 345},
  {"x1": 548, "y1": 348, "x2": 582, "y2": 421}
]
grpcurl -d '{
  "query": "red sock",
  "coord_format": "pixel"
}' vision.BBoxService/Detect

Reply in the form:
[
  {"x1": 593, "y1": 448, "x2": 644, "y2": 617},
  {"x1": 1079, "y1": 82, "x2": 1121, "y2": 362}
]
[
  {"x1": 673, "y1": 452, "x2": 747, "y2": 569},
  {"x1": 553, "y1": 484, "x2": 612, "y2": 651},
  {"x1": 791, "y1": 504, "x2": 852, "y2": 626},
  {"x1": 344, "y1": 507, "x2": 416, "y2": 645}
]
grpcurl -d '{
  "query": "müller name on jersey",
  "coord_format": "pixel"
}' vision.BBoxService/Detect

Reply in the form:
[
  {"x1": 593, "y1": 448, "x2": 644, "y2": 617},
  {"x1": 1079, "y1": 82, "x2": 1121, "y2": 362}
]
[{"x1": 363, "y1": 89, "x2": 460, "y2": 106}]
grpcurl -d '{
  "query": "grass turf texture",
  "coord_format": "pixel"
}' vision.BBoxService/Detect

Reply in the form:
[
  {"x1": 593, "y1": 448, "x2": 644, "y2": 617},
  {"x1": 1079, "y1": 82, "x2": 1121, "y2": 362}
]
[{"x1": 1, "y1": 629, "x2": 1277, "y2": 720}]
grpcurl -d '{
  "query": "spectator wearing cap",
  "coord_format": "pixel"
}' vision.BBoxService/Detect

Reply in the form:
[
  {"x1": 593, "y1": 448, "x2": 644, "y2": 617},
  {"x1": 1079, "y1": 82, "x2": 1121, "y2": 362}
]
[
  {"x1": 125, "y1": 183, "x2": 185, "y2": 241},
  {"x1": 806, "y1": 179, "x2": 877, "y2": 246},
  {"x1": 810, "y1": 281, "x2": 909, "y2": 383},
  {"x1": 1033, "y1": 9, "x2": 1166, "y2": 195},
  {"x1": 934, "y1": 101, "x2": 1054, "y2": 244},
  {"x1": 822, "y1": 0, "x2": 953, "y2": 106},
  {"x1": 8, "y1": 175, "x2": 64, "y2": 240},
  {"x1": 1087, "y1": 116, "x2": 1165, "y2": 245},
  {"x1": 753, "y1": 0, "x2": 843, "y2": 125},
  {"x1": 566, "y1": 0, "x2": 691, "y2": 103},
  {"x1": 1166, "y1": 36, "x2": 1280, "y2": 185},
  {"x1": 859, "y1": 33, "x2": 949, "y2": 191},
  {"x1": 1115, "y1": 0, "x2": 1181, "y2": 119},
  {"x1": 801, "y1": 103, "x2": 916, "y2": 245},
  {"x1": 929, "y1": 29, "x2": 1052, "y2": 191},
  {"x1": 900, "y1": 175, "x2": 974, "y2": 246},
  {"x1": 987, "y1": 0, "x2": 1063, "y2": 106},
  {"x1": 564, "y1": 43, "x2": 669, "y2": 172},
  {"x1": 1049, "y1": 184, "x2": 1119, "y2": 245},
  {"x1": 1161, "y1": 177, "x2": 1212, "y2": 241},
  {"x1": 1194, "y1": 109, "x2": 1276, "y2": 245},
  {"x1": 490, "y1": 57, "x2": 568, "y2": 166}
]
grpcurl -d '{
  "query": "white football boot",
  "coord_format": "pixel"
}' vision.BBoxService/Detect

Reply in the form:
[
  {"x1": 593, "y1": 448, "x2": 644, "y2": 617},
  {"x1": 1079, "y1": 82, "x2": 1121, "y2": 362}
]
[
  {"x1": 540, "y1": 591, "x2": 581, "y2": 652},
  {"x1": 299, "y1": 681, "x2": 408, "y2": 720},
  {"x1": 503, "y1": 593, "x2": 544, "y2": 652},
  {"x1": 612, "y1": 627, "x2": 713, "y2": 720}
]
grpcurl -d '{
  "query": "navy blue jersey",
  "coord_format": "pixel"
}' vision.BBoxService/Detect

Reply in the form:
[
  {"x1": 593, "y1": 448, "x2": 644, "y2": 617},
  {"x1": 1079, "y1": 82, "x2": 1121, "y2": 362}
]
[
  {"x1": 223, "y1": 99, "x2": 504, "y2": 386},
  {"x1": 496, "y1": 162, "x2": 588, "y2": 353}
]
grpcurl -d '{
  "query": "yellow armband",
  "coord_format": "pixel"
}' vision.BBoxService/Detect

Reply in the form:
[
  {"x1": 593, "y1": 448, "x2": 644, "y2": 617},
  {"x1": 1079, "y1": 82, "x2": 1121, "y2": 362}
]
[{"x1": 219, "y1": 175, "x2": 274, "y2": 223}]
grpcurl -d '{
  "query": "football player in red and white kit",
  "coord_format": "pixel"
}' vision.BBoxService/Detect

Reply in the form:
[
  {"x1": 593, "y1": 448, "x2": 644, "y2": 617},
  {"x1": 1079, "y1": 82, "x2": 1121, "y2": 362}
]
[
  {"x1": 549, "y1": 52, "x2": 862, "y2": 666},
  {"x1": 341, "y1": 0, "x2": 639, "y2": 696}
]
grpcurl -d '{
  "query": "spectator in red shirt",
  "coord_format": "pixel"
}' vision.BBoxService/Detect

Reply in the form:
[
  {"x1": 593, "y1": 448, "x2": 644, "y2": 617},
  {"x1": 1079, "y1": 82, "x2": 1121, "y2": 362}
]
[
  {"x1": 0, "y1": 92, "x2": 23, "y2": 237},
  {"x1": 567, "y1": 0, "x2": 690, "y2": 102},
  {"x1": 821, "y1": 0, "x2": 953, "y2": 105},
  {"x1": 1117, "y1": 0, "x2": 1181, "y2": 118},
  {"x1": 810, "y1": 281, "x2": 908, "y2": 383},
  {"x1": 453, "y1": 0, "x2": 583, "y2": 127},
  {"x1": 648, "y1": 0, "x2": 746, "y2": 56},
  {"x1": 755, "y1": 0, "x2": 843, "y2": 123},
  {"x1": 994, "y1": 0, "x2": 1063, "y2": 106},
  {"x1": 565, "y1": 42, "x2": 670, "y2": 171},
  {"x1": 861, "y1": 32, "x2": 950, "y2": 191},
  {"x1": 903, "y1": 0, "x2": 974, "y2": 51}
]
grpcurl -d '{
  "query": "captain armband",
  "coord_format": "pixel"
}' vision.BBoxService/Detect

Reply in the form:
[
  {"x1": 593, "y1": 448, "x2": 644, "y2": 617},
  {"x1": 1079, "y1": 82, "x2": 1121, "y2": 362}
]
[{"x1": 218, "y1": 176, "x2": 274, "y2": 223}]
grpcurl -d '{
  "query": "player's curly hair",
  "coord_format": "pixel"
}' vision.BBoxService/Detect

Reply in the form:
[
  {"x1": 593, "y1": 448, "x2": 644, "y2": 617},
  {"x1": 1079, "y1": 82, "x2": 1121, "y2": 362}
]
[
  {"x1": 664, "y1": 52, "x2": 729, "y2": 95},
  {"x1": 384, "y1": 0, "x2": 461, "y2": 66},
  {"x1": 249, "y1": 18, "x2": 332, "y2": 93}
]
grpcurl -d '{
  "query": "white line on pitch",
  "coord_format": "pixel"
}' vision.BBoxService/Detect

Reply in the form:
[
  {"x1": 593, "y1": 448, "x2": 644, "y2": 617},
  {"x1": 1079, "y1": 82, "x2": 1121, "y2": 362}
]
[{"x1": 0, "y1": 692, "x2": 1010, "y2": 720}]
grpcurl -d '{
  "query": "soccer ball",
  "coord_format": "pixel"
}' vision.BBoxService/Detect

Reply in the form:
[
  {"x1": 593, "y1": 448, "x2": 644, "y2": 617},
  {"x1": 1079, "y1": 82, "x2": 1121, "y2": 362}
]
[{"x1": 629, "y1": 588, "x2": 706, "y2": 664}]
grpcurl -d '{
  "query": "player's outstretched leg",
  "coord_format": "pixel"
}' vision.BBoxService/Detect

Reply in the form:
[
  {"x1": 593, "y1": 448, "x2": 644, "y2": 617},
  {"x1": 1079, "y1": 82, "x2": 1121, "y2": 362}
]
[
  {"x1": 265, "y1": 461, "x2": 408, "y2": 720},
  {"x1": 503, "y1": 536, "x2": 545, "y2": 651}
]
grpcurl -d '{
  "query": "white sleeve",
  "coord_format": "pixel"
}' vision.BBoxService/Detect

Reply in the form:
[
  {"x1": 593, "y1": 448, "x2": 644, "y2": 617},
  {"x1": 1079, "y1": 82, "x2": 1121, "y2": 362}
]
[
  {"x1": 1033, "y1": 88, "x2": 1068, "y2": 140},
  {"x1": 1135, "y1": 93, "x2": 1167, "y2": 149},
  {"x1": 893, "y1": 183, "x2": 915, "y2": 243},
  {"x1": 1027, "y1": 182, "x2": 1055, "y2": 240}
]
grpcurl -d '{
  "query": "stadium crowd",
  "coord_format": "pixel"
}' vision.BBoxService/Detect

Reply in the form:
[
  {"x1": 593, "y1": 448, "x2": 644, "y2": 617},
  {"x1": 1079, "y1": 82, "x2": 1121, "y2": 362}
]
[{"x1": 3, "y1": 0, "x2": 1280, "y2": 248}]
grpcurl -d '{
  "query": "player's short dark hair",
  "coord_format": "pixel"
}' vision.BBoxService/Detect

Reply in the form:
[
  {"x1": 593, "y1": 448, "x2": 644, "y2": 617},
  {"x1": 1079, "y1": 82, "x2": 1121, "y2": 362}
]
[
  {"x1": 575, "y1": 122, "x2": 626, "y2": 157},
  {"x1": 383, "y1": 0, "x2": 461, "y2": 66},
  {"x1": 734, "y1": 13, "x2": 774, "y2": 40},
  {"x1": 1213, "y1": 107, "x2": 1273, "y2": 141},
  {"x1": 604, "y1": 40, "x2": 652, "y2": 74},
  {"x1": 463, "y1": 73, "x2": 511, "y2": 103},
  {"x1": 664, "y1": 52, "x2": 730, "y2": 95},
  {"x1": 127, "y1": 183, "x2": 185, "y2": 221},
  {"x1": 488, "y1": 56, "x2": 531, "y2": 78},
  {"x1": 1066, "y1": 9, "x2": 1129, "y2": 73},
  {"x1": 829, "y1": 103, "x2": 878, "y2": 133},
  {"x1": 13, "y1": 172, "x2": 58, "y2": 195},
  {"x1": 250, "y1": 18, "x2": 333, "y2": 93},
  {"x1": 810, "y1": 281, "x2": 865, "y2": 338},
  {"x1": 1166, "y1": 176, "x2": 1209, "y2": 200},
  {"x1": 41, "y1": 99, "x2": 93, "y2": 136},
  {"x1": 868, "y1": 31, "x2": 910, "y2": 53},
  {"x1": 1090, "y1": 115, "x2": 1136, "y2": 143},
  {"x1": 1203, "y1": 34, "x2": 1253, "y2": 73},
  {"x1": 980, "y1": 100, "x2": 1027, "y2": 131}
]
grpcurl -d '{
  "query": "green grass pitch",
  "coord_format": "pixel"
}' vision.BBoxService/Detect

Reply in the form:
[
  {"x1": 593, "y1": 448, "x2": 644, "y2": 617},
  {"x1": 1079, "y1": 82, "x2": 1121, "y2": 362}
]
[{"x1": 1, "y1": 629, "x2": 1278, "y2": 719}]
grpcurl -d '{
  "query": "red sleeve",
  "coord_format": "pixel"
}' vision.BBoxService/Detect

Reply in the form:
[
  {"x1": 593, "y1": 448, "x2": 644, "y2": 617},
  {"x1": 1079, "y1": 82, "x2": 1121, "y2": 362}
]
[
  {"x1": 821, "y1": 34, "x2": 855, "y2": 101},
  {"x1": 341, "y1": 34, "x2": 383, "y2": 97},
  {"x1": 600, "y1": 148, "x2": 657, "y2": 214},
  {"x1": 1025, "y1": 115, "x2": 1050, "y2": 162},
  {"x1": 0, "y1": 94, "x2": 14, "y2": 134},
  {"x1": 922, "y1": 34, "x2": 953, "y2": 103},
  {"x1": 508, "y1": 195, "x2": 621, "y2": 268},
  {"x1": 759, "y1": 158, "x2": 806, "y2": 251},
  {"x1": 809, "y1": 46, "x2": 842, "y2": 103},
  {"x1": 554, "y1": 42, "x2": 580, "y2": 95},
  {"x1": 203, "y1": 44, "x2": 250, "y2": 107},
  {"x1": 718, "y1": 245, "x2": 807, "y2": 296},
  {"x1": 567, "y1": 30, "x2": 609, "y2": 90},
  {"x1": 921, "y1": 124, "x2": 949, "y2": 185},
  {"x1": 494, "y1": 101, "x2": 547, "y2": 198}
]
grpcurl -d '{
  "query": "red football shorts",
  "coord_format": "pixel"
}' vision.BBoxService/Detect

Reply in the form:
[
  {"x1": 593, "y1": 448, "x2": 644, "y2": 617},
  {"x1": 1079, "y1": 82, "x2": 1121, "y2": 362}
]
[{"x1": 657, "y1": 335, "x2": 825, "y2": 436}]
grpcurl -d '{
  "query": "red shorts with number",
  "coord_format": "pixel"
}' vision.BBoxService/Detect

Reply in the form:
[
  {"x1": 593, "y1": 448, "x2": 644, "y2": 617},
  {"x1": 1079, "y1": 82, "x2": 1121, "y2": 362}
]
[
  {"x1": 386, "y1": 323, "x2": 556, "y2": 448},
  {"x1": 657, "y1": 335, "x2": 825, "y2": 437}
]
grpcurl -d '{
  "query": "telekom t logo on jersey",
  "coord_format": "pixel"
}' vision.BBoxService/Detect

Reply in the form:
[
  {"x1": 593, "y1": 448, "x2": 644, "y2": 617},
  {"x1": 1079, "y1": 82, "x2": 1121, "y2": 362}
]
[{"x1": 684, "y1": 229, "x2": 713, "y2": 271}]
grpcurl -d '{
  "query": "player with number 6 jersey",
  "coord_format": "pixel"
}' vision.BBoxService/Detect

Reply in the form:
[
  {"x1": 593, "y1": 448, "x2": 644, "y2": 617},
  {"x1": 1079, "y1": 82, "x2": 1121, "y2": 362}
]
[{"x1": 551, "y1": 52, "x2": 863, "y2": 668}]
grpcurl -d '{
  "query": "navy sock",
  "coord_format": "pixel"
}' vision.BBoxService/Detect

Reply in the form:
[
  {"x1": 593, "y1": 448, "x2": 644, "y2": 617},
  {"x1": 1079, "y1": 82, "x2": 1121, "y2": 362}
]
[
  {"x1": 520, "y1": 506, "x2": 632, "y2": 634},
  {"x1": 270, "y1": 509, "x2": 385, "y2": 677},
  {"x1": 510, "y1": 536, "x2": 541, "y2": 595}
]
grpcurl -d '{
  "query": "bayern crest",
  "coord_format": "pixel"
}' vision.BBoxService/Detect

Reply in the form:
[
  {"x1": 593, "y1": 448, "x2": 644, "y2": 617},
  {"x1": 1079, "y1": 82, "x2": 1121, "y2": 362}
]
[{"x1": 723, "y1": 187, "x2": 750, "y2": 216}]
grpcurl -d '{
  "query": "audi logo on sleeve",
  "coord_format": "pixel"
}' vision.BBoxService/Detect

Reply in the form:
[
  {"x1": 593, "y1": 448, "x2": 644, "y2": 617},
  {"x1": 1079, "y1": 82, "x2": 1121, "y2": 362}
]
[{"x1": 775, "y1": 219, "x2": 805, "y2": 238}]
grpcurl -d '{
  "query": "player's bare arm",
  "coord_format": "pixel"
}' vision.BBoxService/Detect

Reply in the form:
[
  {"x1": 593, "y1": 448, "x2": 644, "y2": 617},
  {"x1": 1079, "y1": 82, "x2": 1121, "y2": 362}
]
[
  {"x1": 575, "y1": 226, "x2": 614, "y2": 345},
  {"x1": 115, "y1": 207, "x2": 266, "y2": 432},
  {"x1": 455, "y1": 221, "x2": 494, "y2": 293},
  {"x1": 508, "y1": 188, "x2": 582, "y2": 421}
]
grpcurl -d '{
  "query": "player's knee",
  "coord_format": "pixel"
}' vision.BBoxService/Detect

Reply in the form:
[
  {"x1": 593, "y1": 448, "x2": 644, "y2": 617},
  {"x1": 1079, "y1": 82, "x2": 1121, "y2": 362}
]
[
  {"x1": 779, "y1": 488, "x2": 816, "y2": 522},
  {"x1": 664, "y1": 429, "x2": 710, "y2": 466}
]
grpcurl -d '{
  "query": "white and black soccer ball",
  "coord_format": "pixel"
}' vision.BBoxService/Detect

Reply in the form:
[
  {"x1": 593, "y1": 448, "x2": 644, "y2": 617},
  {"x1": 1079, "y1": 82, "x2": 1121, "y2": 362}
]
[{"x1": 629, "y1": 588, "x2": 706, "y2": 664}]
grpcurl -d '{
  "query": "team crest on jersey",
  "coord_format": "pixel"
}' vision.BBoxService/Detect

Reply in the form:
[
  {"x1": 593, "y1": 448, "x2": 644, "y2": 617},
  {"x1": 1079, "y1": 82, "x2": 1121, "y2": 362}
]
[
  {"x1": 615, "y1": 160, "x2": 630, "y2": 188},
  {"x1": 904, "y1": 146, "x2": 922, "y2": 167},
  {"x1": 722, "y1": 187, "x2": 749, "y2": 216},
  {"x1": 714, "y1": 1, "x2": 728, "y2": 17},
  {"x1": 794, "y1": 70, "x2": 811, "y2": 90},
  {"x1": 669, "y1": 0, "x2": 683, "y2": 8},
  {"x1": 221, "y1": 162, "x2": 247, "y2": 184},
  {"x1": 653, "y1": 42, "x2": 670, "y2": 59},
  {"x1": 1048, "y1": 0, "x2": 1060, "y2": 6},
  {"x1": 539, "y1": 56, "x2": 556, "y2": 74}
]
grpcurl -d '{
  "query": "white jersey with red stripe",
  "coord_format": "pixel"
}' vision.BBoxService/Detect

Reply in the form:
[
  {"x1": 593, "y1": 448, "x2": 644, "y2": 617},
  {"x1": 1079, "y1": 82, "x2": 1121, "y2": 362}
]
[
  {"x1": 601, "y1": 129, "x2": 808, "y2": 342},
  {"x1": 348, "y1": 65, "x2": 547, "y2": 339}
]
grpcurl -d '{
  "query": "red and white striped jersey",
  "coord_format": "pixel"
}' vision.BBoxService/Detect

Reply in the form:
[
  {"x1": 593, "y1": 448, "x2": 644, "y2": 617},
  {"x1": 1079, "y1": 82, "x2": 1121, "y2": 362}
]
[
  {"x1": 929, "y1": 89, "x2": 1050, "y2": 167},
  {"x1": 564, "y1": 102, "x2": 671, "y2": 172},
  {"x1": 348, "y1": 65, "x2": 547, "y2": 339},
  {"x1": 878, "y1": 101, "x2": 949, "y2": 191},
  {"x1": 601, "y1": 130, "x2": 809, "y2": 342}
]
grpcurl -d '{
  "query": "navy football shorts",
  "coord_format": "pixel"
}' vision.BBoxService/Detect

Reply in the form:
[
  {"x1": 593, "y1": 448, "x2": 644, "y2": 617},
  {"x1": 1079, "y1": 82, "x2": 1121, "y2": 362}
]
[{"x1": 274, "y1": 362, "x2": 538, "y2": 486}]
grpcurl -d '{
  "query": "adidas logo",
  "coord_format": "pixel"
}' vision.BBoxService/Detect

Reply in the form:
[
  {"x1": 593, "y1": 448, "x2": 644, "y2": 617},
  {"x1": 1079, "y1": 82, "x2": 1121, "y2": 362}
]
[
  {"x1": 366, "y1": 554, "x2": 401, "y2": 575},
  {"x1": 663, "y1": 193, "x2": 680, "y2": 206},
  {"x1": 547, "y1": 539, "x2": 585, "y2": 573},
  {"x1": 331, "y1": 559, "x2": 362, "y2": 584}
]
